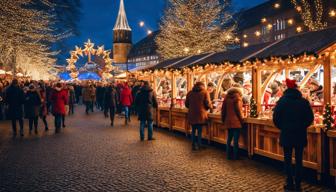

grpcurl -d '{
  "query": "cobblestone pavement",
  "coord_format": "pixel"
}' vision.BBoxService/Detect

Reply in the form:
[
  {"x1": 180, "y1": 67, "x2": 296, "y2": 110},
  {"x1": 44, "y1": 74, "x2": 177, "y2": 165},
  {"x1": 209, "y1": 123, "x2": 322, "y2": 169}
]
[{"x1": 0, "y1": 106, "x2": 333, "y2": 192}]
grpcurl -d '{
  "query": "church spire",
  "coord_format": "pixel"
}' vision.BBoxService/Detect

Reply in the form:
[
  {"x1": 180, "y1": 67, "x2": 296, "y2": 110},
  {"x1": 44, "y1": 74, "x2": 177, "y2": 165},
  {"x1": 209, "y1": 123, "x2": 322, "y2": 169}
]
[{"x1": 113, "y1": 0, "x2": 131, "y2": 31}]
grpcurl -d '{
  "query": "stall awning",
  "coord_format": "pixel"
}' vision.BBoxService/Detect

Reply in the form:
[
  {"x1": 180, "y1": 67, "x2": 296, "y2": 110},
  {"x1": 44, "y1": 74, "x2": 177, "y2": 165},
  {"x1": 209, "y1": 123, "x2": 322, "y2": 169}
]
[
  {"x1": 253, "y1": 27, "x2": 336, "y2": 59},
  {"x1": 147, "y1": 56, "x2": 186, "y2": 70}
]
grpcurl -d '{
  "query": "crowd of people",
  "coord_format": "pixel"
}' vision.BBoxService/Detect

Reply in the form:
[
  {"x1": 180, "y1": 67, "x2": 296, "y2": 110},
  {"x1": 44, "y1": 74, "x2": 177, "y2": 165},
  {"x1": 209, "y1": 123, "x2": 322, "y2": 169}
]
[
  {"x1": 0, "y1": 76, "x2": 315, "y2": 191},
  {"x1": 0, "y1": 79, "x2": 158, "y2": 141}
]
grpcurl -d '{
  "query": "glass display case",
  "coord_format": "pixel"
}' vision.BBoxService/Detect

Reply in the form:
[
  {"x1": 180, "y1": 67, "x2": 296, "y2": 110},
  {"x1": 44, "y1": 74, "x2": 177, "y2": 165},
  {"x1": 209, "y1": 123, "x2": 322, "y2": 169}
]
[{"x1": 156, "y1": 76, "x2": 172, "y2": 108}]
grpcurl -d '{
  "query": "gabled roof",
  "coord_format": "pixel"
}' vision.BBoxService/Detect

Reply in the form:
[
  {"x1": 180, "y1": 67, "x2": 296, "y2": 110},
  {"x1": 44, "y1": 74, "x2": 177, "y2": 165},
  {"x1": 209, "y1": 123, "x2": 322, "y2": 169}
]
[
  {"x1": 148, "y1": 56, "x2": 186, "y2": 70},
  {"x1": 253, "y1": 27, "x2": 336, "y2": 59},
  {"x1": 142, "y1": 27, "x2": 336, "y2": 72},
  {"x1": 113, "y1": 0, "x2": 131, "y2": 31},
  {"x1": 189, "y1": 42, "x2": 273, "y2": 67}
]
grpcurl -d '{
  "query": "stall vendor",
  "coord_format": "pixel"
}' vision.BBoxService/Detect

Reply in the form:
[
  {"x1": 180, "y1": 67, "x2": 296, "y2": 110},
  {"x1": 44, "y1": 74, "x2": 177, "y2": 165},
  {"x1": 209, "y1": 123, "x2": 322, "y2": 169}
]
[
  {"x1": 243, "y1": 83, "x2": 252, "y2": 104},
  {"x1": 270, "y1": 82, "x2": 283, "y2": 99},
  {"x1": 207, "y1": 82, "x2": 216, "y2": 102},
  {"x1": 308, "y1": 79, "x2": 323, "y2": 103}
]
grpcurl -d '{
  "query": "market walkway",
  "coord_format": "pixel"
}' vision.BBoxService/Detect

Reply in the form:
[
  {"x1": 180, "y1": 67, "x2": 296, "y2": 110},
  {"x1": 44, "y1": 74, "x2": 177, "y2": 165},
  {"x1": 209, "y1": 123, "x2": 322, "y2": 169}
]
[{"x1": 0, "y1": 106, "x2": 332, "y2": 191}]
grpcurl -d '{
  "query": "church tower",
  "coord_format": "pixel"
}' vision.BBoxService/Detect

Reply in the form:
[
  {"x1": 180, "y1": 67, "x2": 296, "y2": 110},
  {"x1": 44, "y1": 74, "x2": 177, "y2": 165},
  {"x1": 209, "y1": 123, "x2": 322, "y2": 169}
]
[{"x1": 113, "y1": 0, "x2": 132, "y2": 64}]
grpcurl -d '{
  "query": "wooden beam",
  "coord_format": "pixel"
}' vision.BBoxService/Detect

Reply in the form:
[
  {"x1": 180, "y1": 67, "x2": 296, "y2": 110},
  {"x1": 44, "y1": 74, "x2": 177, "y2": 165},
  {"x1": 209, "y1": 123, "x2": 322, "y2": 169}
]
[
  {"x1": 299, "y1": 64, "x2": 321, "y2": 89},
  {"x1": 252, "y1": 66, "x2": 262, "y2": 112},
  {"x1": 323, "y1": 56, "x2": 332, "y2": 104}
]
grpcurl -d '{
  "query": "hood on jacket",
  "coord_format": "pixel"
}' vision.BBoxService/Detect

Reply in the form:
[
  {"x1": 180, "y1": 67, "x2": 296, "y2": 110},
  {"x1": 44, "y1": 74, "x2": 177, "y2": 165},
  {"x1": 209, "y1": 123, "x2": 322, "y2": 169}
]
[
  {"x1": 283, "y1": 88, "x2": 302, "y2": 99},
  {"x1": 226, "y1": 87, "x2": 243, "y2": 100},
  {"x1": 141, "y1": 85, "x2": 153, "y2": 92},
  {"x1": 192, "y1": 82, "x2": 205, "y2": 92},
  {"x1": 55, "y1": 87, "x2": 62, "y2": 92}
]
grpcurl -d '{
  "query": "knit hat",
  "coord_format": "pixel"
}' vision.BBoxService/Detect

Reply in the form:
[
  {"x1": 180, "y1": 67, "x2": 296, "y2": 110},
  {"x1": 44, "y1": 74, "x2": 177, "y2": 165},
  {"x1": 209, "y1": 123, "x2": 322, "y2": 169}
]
[{"x1": 285, "y1": 78, "x2": 297, "y2": 89}]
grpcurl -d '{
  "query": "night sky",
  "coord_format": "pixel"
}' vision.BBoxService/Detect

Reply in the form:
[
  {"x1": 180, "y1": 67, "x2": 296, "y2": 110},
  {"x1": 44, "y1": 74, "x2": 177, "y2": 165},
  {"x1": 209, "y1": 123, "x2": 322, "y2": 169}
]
[{"x1": 67, "y1": 0, "x2": 267, "y2": 51}]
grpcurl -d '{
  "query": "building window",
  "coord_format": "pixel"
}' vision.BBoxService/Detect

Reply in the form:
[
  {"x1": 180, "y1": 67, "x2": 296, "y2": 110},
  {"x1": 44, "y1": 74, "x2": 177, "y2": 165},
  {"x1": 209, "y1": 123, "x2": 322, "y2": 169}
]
[
  {"x1": 274, "y1": 33, "x2": 286, "y2": 40},
  {"x1": 274, "y1": 19, "x2": 286, "y2": 31}
]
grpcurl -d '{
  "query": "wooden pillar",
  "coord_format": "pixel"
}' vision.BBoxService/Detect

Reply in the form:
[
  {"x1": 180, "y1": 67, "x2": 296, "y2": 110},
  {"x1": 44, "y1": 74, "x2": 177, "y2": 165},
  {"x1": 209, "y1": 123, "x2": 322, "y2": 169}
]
[
  {"x1": 187, "y1": 72, "x2": 193, "y2": 92},
  {"x1": 285, "y1": 68, "x2": 290, "y2": 79},
  {"x1": 171, "y1": 73, "x2": 177, "y2": 108},
  {"x1": 323, "y1": 56, "x2": 332, "y2": 104},
  {"x1": 252, "y1": 67, "x2": 262, "y2": 112}
]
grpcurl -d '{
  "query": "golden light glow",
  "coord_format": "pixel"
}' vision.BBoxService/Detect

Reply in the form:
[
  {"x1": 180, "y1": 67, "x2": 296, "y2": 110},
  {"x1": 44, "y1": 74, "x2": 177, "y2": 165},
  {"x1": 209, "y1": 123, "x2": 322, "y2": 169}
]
[
  {"x1": 274, "y1": 3, "x2": 280, "y2": 9},
  {"x1": 296, "y1": 6, "x2": 302, "y2": 12},
  {"x1": 243, "y1": 42, "x2": 249, "y2": 47},
  {"x1": 234, "y1": 37, "x2": 240, "y2": 42},
  {"x1": 267, "y1": 24, "x2": 272, "y2": 30},
  {"x1": 197, "y1": 50, "x2": 201, "y2": 54},
  {"x1": 255, "y1": 31, "x2": 261, "y2": 37},
  {"x1": 287, "y1": 19, "x2": 294, "y2": 25},
  {"x1": 243, "y1": 34, "x2": 247, "y2": 38},
  {"x1": 226, "y1": 34, "x2": 232, "y2": 39},
  {"x1": 296, "y1": 26, "x2": 302, "y2": 33},
  {"x1": 261, "y1": 18, "x2": 267, "y2": 23},
  {"x1": 184, "y1": 47, "x2": 190, "y2": 53},
  {"x1": 330, "y1": 10, "x2": 336, "y2": 17}
]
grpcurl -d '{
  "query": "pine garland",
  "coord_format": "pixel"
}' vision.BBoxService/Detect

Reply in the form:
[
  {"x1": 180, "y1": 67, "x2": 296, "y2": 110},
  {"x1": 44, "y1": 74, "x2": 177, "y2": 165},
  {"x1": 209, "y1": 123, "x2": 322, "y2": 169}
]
[
  {"x1": 250, "y1": 97, "x2": 258, "y2": 118},
  {"x1": 323, "y1": 103, "x2": 334, "y2": 131}
]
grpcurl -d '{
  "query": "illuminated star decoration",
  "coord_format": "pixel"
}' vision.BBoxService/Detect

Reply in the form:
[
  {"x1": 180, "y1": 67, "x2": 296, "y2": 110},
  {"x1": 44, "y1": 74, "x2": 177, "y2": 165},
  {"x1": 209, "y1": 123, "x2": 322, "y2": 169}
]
[{"x1": 66, "y1": 39, "x2": 115, "y2": 80}]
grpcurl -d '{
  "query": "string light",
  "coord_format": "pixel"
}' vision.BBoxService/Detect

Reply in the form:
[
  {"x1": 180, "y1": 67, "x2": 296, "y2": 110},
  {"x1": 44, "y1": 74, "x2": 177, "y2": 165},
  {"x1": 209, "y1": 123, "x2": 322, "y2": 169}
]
[
  {"x1": 267, "y1": 24, "x2": 272, "y2": 30},
  {"x1": 243, "y1": 42, "x2": 249, "y2": 47},
  {"x1": 287, "y1": 19, "x2": 294, "y2": 25},
  {"x1": 147, "y1": 30, "x2": 152, "y2": 35},
  {"x1": 255, "y1": 31, "x2": 261, "y2": 37},
  {"x1": 274, "y1": 3, "x2": 280, "y2": 9},
  {"x1": 296, "y1": 26, "x2": 302, "y2": 33},
  {"x1": 139, "y1": 21, "x2": 145, "y2": 27},
  {"x1": 261, "y1": 18, "x2": 267, "y2": 23},
  {"x1": 243, "y1": 34, "x2": 248, "y2": 38},
  {"x1": 330, "y1": 10, "x2": 336, "y2": 17},
  {"x1": 291, "y1": 0, "x2": 327, "y2": 31}
]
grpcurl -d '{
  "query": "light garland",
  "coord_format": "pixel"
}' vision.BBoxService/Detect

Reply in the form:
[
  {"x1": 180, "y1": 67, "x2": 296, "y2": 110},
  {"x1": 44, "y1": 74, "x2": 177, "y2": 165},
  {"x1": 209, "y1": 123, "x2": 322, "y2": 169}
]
[
  {"x1": 291, "y1": 0, "x2": 327, "y2": 31},
  {"x1": 66, "y1": 39, "x2": 115, "y2": 79},
  {"x1": 156, "y1": 0, "x2": 237, "y2": 59}
]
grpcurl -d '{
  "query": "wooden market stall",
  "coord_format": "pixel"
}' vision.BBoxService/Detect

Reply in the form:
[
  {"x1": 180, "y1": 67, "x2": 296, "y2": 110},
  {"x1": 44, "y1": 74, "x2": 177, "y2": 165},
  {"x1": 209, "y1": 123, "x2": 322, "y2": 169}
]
[{"x1": 135, "y1": 27, "x2": 336, "y2": 184}]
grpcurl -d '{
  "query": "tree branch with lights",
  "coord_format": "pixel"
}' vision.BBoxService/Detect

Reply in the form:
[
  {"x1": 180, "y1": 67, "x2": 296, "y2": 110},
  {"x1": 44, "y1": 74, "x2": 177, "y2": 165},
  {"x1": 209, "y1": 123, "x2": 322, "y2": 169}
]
[
  {"x1": 156, "y1": 0, "x2": 237, "y2": 59},
  {"x1": 291, "y1": 0, "x2": 327, "y2": 31}
]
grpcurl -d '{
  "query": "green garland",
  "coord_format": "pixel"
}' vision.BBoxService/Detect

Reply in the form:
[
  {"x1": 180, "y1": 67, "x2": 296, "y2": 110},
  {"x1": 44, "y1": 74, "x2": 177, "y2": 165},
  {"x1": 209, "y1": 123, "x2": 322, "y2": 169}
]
[
  {"x1": 250, "y1": 97, "x2": 258, "y2": 118},
  {"x1": 323, "y1": 103, "x2": 334, "y2": 131}
]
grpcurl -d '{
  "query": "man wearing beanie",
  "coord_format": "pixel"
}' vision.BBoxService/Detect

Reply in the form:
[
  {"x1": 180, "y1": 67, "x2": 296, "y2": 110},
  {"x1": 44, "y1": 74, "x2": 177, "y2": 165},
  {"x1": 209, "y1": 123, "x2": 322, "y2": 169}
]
[{"x1": 273, "y1": 78, "x2": 314, "y2": 191}]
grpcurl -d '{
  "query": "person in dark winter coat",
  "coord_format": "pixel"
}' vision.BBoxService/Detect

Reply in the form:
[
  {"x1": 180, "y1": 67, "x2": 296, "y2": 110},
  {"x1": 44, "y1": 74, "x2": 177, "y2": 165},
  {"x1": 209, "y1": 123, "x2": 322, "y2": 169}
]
[
  {"x1": 50, "y1": 83, "x2": 68, "y2": 133},
  {"x1": 273, "y1": 78, "x2": 314, "y2": 191},
  {"x1": 185, "y1": 82, "x2": 212, "y2": 150},
  {"x1": 39, "y1": 82, "x2": 49, "y2": 131},
  {"x1": 104, "y1": 84, "x2": 119, "y2": 126},
  {"x1": 24, "y1": 84, "x2": 42, "y2": 134},
  {"x1": 68, "y1": 85, "x2": 76, "y2": 115},
  {"x1": 0, "y1": 83, "x2": 4, "y2": 120},
  {"x1": 221, "y1": 87, "x2": 244, "y2": 160},
  {"x1": 5, "y1": 79, "x2": 25, "y2": 137},
  {"x1": 135, "y1": 81, "x2": 158, "y2": 141}
]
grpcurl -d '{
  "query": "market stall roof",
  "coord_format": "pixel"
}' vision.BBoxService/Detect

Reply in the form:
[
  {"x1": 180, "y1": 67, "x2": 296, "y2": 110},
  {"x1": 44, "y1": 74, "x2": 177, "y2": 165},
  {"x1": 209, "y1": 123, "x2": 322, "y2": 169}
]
[
  {"x1": 147, "y1": 56, "x2": 186, "y2": 70},
  {"x1": 253, "y1": 27, "x2": 336, "y2": 59},
  {"x1": 171, "y1": 53, "x2": 215, "y2": 69},
  {"x1": 182, "y1": 42, "x2": 273, "y2": 68}
]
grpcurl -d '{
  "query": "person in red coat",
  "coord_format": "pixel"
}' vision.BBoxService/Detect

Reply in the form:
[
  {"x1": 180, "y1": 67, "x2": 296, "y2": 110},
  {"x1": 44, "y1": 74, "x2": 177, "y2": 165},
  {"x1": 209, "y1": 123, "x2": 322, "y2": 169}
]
[
  {"x1": 50, "y1": 83, "x2": 68, "y2": 133},
  {"x1": 120, "y1": 83, "x2": 133, "y2": 125}
]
